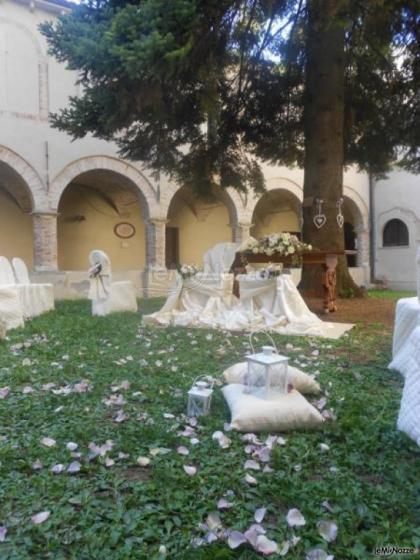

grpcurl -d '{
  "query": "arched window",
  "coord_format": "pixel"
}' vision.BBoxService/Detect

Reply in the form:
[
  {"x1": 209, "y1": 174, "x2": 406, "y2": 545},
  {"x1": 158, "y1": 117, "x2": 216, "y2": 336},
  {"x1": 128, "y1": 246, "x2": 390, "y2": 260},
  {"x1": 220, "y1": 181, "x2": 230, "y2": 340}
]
[{"x1": 383, "y1": 219, "x2": 409, "y2": 247}]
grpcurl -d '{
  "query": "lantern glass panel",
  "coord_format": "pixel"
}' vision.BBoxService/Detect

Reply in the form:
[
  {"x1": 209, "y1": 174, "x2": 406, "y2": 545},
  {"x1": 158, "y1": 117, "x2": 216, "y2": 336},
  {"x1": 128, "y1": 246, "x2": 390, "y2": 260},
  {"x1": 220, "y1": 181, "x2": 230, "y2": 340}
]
[
  {"x1": 187, "y1": 383, "x2": 213, "y2": 416},
  {"x1": 245, "y1": 346, "x2": 288, "y2": 398}
]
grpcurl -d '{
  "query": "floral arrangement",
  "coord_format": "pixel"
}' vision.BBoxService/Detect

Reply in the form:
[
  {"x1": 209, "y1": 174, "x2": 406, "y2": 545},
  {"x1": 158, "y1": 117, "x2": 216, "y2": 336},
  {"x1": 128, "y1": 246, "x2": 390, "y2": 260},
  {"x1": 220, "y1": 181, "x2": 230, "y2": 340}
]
[
  {"x1": 259, "y1": 264, "x2": 283, "y2": 279},
  {"x1": 178, "y1": 264, "x2": 200, "y2": 279},
  {"x1": 240, "y1": 233, "x2": 313, "y2": 265}
]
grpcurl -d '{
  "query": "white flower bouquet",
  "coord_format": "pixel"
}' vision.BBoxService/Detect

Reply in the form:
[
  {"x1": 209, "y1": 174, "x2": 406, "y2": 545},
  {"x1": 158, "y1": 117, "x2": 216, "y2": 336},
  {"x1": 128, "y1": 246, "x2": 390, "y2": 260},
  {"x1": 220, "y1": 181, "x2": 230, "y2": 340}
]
[
  {"x1": 178, "y1": 264, "x2": 200, "y2": 279},
  {"x1": 259, "y1": 263, "x2": 283, "y2": 279},
  {"x1": 241, "y1": 232, "x2": 312, "y2": 265}
]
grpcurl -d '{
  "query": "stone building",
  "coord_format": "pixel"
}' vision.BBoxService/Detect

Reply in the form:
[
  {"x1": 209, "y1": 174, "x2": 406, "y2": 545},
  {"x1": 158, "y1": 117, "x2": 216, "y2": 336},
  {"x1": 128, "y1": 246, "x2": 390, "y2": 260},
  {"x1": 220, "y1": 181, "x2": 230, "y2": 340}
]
[{"x1": 0, "y1": 0, "x2": 416, "y2": 296}]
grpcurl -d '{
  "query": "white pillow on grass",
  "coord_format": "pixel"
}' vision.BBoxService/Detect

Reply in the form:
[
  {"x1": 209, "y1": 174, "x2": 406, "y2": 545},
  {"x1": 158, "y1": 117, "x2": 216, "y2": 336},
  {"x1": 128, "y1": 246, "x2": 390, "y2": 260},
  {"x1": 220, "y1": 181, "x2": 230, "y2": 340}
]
[
  {"x1": 222, "y1": 384, "x2": 324, "y2": 432},
  {"x1": 223, "y1": 362, "x2": 321, "y2": 394}
]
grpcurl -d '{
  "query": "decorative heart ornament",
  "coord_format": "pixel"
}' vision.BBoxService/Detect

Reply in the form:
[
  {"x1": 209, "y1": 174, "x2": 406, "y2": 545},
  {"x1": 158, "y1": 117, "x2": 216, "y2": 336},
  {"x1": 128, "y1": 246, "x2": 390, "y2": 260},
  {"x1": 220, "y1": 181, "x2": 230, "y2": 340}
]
[
  {"x1": 314, "y1": 214, "x2": 327, "y2": 229},
  {"x1": 336, "y1": 213, "x2": 344, "y2": 228},
  {"x1": 336, "y1": 197, "x2": 344, "y2": 229}
]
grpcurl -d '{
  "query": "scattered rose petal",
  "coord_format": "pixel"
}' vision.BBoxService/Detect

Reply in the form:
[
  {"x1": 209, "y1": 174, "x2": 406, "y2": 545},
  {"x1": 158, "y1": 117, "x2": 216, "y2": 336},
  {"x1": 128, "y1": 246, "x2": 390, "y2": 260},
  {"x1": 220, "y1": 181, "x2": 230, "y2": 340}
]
[
  {"x1": 105, "y1": 457, "x2": 115, "y2": 467},
  {"x1": 183, "y1": 465, "x2": 197, "y2": 476},
  {"x1": 0, "y1": 387, "x2": 10, "y2": 399},
  {"x1": 217, "y1": 498, "x2": 233, "y2": 510},
  {"x1": 254, "y1": 507, "x2": 267, "y2": 523},
  {"x1": 255, "y1": 535, "x2": 278, "y2": 556},
  {"x1": 32, "y1": 459, "x2": 43, "y2": 470},
  {"x1": 286, "y1": 508, "x2": 306, "y2": 527},
  {"x1": 67, "y1": 461, "x2": 81, "y2": 474},
  {"x1": 317, "y1": 520, "x2": 338, "y2": 542},
  {"x1": 321, "y1": 500, "x2": 334, "y2": 513},
  {"x1": 190, "y1": 437, "x2": 200, "y2": 445},
  {"x1": 205, "y1": 531, "x2": 218, "y2": 544},
  {"x1": 22, "y1": 386, "x2": 34, "y2": 394},
  {"x1": 40, "y1": 437, "x2": 56, "y2": 447},
  {"x1": 206, "y1": 512, "x2": 222, "y2": 531},
  {"x1": 0, "y1": 526, "x2": 6, "y2": 542},
  {"x1": 212, "y1": 431, "x2": 231, "y2": 449},
  {"x1": 31, "y1": 511, "x2": 50, "y2": 525},
  {"x1": 51, "y1": 463, "x2": 65, "y2": 474},
  {"x1": 163, "y1": 413, "x2": 175, "y2": 419},
  {"x1": 244, "y1": 459, "x2": 260, "y2": 471},
  {"x1": 137, "y1": 456, "x2": 151, "y2": 467},
  {"x1": 66, "y1": 442, "x2": 78, "y2": 451},
  {"x1": 279, "y1": 540, "x2": 290, "y2": 556},
  {"x1": 228, "y1": 531, "x2": 247, "y2": 549},
  {"x1": 319, "y1": 443, "x2": 330, "y2": 452},
  {"x1": 114, "y1": 409, "x2": 128, "y2": 423},
  {"x1": 245, "y1": 473, "x2": 258, "y2": 485},
  {"x1": 244, "y1": 524, "x2": 266, "y2": 547},
  {"x1": 177, "y1": 446, "x2": 189, "y2": 456}
]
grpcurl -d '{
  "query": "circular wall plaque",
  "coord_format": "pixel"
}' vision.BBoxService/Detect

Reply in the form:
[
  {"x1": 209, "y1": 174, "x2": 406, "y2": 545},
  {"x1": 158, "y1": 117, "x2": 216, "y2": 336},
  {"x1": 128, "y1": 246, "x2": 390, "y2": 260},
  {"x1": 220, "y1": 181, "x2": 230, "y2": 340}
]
[{"x1": 114, "y1": 222, "x2": 136, "y2": 239}]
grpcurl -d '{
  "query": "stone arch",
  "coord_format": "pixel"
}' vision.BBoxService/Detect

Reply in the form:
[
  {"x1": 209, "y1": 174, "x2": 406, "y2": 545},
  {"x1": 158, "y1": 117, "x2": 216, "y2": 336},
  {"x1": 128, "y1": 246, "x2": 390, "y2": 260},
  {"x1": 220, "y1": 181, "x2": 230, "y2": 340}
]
[
  {"x1": 247, "y1": 177, "x2": 303, "y2": 217},
  {"x1": 343, "y1": 184, "x2": 369, "y2": 230},
  {"x1": 49, "y1": 156, "x2": 159, "y2": 218},
  {"x1": 0, "y1": 145, "x2": 47, "y2": 210}
]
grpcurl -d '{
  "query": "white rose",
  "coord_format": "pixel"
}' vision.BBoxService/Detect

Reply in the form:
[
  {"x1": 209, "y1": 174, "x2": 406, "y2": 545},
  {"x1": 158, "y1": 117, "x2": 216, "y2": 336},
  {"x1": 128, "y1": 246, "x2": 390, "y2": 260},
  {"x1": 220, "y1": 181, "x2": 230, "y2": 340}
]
[{"x1": 288, "y1": 245, "x2": 295, "y2": 254}]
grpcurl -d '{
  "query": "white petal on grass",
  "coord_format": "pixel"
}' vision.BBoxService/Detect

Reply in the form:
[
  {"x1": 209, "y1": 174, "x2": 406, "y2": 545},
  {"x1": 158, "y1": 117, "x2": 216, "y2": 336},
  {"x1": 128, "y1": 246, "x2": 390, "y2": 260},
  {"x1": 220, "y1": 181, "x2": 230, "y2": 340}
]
[
  {"x1": 104, "y1": 457, "x2": 115, "y2": 467},
  {"x1": 245, "y1": 473, "x2": 258, "y2": 485},
  {"x1": 31, "y1": 511, "x2": 50, "y2": 525},
  {"x1": 212, "y1": 431, "x2": 231, "y2": 449},
  {"x1": 306, "y1": 548, "x2": 334, "y2": 560},
  {"x1": 51, "y1": 463, "x2": 65, "y2": 474},
  {"x1": 66, "y1": 442, "x2": 78, "y2": 451},
  {"x1": 317, "y1": 520, "x2": 338, "y2": 542},
  {"x1": 279, "y1": 540, "x2": 290, "y2": 556},
  {"x1": 319, "y1": 443, "x2": 330, "y2": 452},
  {"x1": 114, "y1": 409, "x2": 128, "y2": 423},
  {"x1": 177, "y1": 446, "x2": 189, "y2": 456},
  {"x1": 0, "y1": 387, "x2": 10, "y2": 399},
  {"x1": 206, "y1": 531, "x2": 218, "y2": 543},
  {"x1": 286, "y1": 508, "x2": 306, "y2": 527},
  {"x1": 244, "y1": 459, "x2": 260, "y2": 471},
  {"x1": 217, "y1": 498, "x2": 233, "y2": 510},
  {"x1": 254, "y1": 507, "x2": 267, "y2": 524},
  {"x1": 244, "y1": 524, "x2": 266, "y2": 547},
  {"x1": 190, "y1": 438, "x2": 200, "y2": 445},
  {"x1": 67, "y1": 461, "x2": 81, "y2": 474},
  {"x1": 0, "y1": 526, "x2": 7, "y2": 542},
  {"x1": 32, "y1": 459, "x2": 43, "y2": 470},
  {"x1": 228, "y1": 531, "x2": 247, "y2": 549},
  {"x1": 137, "y1": 456, "x2": 151, "y2": 467},
  {"x1": 206, "y1": 512, "x2": 222, "y2": 531},
  {"x1": 40, "y1": 437, "x2": 56, "y2": 447},
  {"x1": 255, "y1": 535, "x2": 279, "y2": 556},
  {"x1": 321, "y1": 500, "x2": 334, "y2": 513},
  {"x1": 183, "y1": 465, "x2": 197, "y2": 476}
]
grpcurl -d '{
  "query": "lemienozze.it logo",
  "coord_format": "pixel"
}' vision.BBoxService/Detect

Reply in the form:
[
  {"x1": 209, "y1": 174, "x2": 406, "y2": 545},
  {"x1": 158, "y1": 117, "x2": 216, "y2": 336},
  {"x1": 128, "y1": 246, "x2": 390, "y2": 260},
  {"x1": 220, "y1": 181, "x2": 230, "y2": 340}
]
[{"x1": 374, "y1": 545, "x2": 419, "y2": 557}]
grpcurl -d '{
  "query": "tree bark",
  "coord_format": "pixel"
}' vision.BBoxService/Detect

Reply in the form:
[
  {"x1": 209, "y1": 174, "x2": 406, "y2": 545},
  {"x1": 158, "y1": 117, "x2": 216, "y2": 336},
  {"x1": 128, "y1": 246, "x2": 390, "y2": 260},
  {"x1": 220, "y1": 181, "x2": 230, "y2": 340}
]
[{"x1": 300, "y1": 0, "x2": 363, "y2": 298}]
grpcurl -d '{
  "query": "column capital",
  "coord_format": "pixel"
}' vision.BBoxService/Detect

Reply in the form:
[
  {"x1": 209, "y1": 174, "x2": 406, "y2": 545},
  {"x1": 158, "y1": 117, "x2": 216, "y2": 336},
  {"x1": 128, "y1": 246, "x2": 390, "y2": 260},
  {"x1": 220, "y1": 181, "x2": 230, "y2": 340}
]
[
  {"x1": 31, "y1": 210, "x2": 59, "y2": 217},
  {"x1": 148, "y1": 217, "x2": 169, "y2": 226}
]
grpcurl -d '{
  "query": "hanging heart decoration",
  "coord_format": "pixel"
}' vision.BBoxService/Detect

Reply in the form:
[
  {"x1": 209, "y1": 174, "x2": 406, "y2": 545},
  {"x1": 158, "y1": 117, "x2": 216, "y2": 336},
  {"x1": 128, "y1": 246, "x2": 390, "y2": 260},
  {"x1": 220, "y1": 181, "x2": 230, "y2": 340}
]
[
  {"x1": 313, "y1": 198, "x2": 326, "y2": 229},
  {"x1": 336, "y1": 197, "x2": 344, "y2": 228}
]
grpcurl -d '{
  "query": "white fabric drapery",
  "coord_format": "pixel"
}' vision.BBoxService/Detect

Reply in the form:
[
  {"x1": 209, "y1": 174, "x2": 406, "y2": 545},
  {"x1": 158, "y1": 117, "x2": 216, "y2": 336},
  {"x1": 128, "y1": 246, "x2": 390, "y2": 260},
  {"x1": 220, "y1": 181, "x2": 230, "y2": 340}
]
[
  {"x1": 11, "y1": 257, "x2": 55, "y2": 318},
  {"x1": 88, "y1": 250, "x2": 137, "y2": 316}
]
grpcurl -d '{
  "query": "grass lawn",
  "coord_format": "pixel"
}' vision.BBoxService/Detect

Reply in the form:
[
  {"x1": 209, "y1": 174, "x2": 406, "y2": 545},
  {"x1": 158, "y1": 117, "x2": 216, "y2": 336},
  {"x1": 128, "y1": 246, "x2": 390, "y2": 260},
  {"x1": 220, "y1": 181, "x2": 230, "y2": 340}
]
[{"x1": 0, "y1": 295, "x2": 419, "y2": 559}]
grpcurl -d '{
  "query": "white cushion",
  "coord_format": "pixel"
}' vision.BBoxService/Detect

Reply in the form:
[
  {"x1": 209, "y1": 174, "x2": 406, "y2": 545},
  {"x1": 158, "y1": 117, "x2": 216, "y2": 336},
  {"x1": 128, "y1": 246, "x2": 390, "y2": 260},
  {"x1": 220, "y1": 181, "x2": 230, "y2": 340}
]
[
  {"x1": 223, "y1": 362, "x2": 321, "y2": 394},
  {"x1": 0, "y1": 286, "x2": 24, "y2": 330},
  {"x1": 222, "y1": 384, "x2": 324, "y2": 432}
]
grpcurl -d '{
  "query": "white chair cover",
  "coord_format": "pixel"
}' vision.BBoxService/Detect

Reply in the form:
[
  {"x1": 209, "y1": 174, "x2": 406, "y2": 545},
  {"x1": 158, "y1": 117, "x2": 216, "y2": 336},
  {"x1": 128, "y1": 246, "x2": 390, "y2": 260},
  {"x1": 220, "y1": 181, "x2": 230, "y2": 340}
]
[
  {"x1": 10, "y1": 257, "x2": 55, "y2": 319},
  {"x1": 0, "y1": 256, "x2": 16, "y2": 286},
  {"x1": 389, "y1": 297, "x2": 420, "y2": 376},
  {"x1": 396, "y1": 326, "x2": 420, "y2": 446},
  {"x1": 416, "y1": 246, "x2": 420, "y2": 304},
  {"x1": 0, "y1": 286, "x2": 24, "y2": 330},
  {"x1": 88, "y1": 250, "x2": 137, "y2": 315},
  {"x1": 203, "y1": 242, "x2": 241, "y2": 273}
]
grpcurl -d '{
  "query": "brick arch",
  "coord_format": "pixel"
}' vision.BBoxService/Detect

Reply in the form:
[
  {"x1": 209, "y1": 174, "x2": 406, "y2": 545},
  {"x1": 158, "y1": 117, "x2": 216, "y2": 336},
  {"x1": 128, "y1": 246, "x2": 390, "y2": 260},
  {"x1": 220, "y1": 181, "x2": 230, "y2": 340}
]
[
  {"x1": 49, "y1": 156, "x2": 159, "y2": 219},
  {"x1": 0, "y1": 145, "x2": 48, "y2": 211}
]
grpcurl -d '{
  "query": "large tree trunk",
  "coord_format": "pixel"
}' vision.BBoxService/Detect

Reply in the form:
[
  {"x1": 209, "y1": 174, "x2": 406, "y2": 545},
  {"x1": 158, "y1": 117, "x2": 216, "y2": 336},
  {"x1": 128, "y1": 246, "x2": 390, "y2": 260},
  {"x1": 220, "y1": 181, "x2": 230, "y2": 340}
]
[{"x1": 299, "y1": 0, "x2": 362, "y2": 298}]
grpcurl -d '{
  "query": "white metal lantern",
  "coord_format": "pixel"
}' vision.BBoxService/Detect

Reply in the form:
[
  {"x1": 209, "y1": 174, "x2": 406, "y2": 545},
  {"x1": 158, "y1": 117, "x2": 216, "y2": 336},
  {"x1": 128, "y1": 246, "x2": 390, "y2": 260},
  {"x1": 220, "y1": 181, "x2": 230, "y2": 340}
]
[
  {"x1": 244, "y1": 333, "x2": 289, "y2": 398},
  {"x1": 187, "y1": 376, "x2": 214, "y2": 417}
]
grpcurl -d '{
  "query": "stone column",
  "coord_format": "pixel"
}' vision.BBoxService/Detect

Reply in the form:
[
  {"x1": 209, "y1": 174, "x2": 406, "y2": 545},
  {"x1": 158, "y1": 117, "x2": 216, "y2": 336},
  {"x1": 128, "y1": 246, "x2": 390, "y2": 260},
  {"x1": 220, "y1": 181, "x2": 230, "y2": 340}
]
[
  {"x1": 146, "y1": 218, "x2": 167, "y2": 269},
  {"x1": 355, "y1": 225, "x2": 370, "y2": 284},
  {"x1": 32, "y1": 212, "x2": 58, "y2": 271},
  {"x1": 232, "y1": 222, "x2": 253, "y2": 244},
  {"x1": 143, "y1": 219, "x2": 169, "y2": 297}
]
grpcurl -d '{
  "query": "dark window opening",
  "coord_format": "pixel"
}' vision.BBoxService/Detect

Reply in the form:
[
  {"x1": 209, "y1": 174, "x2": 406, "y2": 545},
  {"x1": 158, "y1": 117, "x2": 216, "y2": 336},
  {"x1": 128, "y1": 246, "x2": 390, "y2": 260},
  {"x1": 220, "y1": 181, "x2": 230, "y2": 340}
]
[
  {"x1": 383, "y1": 219, "x2": 409, "y2": 247},
  {"x1": 165, "y1": 227, "x2": 179, "y2": 269}
]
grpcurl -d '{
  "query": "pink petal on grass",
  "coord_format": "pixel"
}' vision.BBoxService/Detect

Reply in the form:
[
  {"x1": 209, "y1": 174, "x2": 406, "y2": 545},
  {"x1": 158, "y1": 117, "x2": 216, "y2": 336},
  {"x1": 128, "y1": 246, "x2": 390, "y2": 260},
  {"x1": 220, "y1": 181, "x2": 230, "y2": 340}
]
[
  {"x1": 66, "y1": 442, "x2": 78, "y2": 451},
  {"x1": 137, "y1": 456, "x2": 151, "y2": 467},
  {"x1": 51, "y1": 464, "x2": 65, "y2": 474},
  {"x1": 177, "y1": 446, "x2": 189, "y2": 456},
  {"x1": 254, "y1": 507, "x2": 267, "y2": 524},
  {"x1": 255, "y1": 535, "x2": 279, "y2": 556},
  {"x1": 317, "y1": 520, "x2": 338, "y2": 542},
  {"x1": 228, "y1": 531, "x2": 247, "y2": 549},
  {"x1": 286, "y1": 508, "x2": 306, "y2": 527},
  {"x1": 0, "y1": 387, "x2": 10, "y2": 399},
  {"x1": 183, "y1": 465, "x2": 197, "y2": 476},
  {"x1": 31, "y1": 511, "x2": 50, "y2": 525},
  {"x1": 244, "y1": 524, "x2": 266, "y2": 547},
  {"x1": 306, "y1": 549, "x2": 334, "y2": 560},
  {"x1": 67, "y1": 461, "x2": 81, "y2": 474},
  {"x1": 0, "y1": 526, "x2": 7, "y2": 542},
  {"x1": 206, "y1": 512, "x2": 222, "y2": 531}
]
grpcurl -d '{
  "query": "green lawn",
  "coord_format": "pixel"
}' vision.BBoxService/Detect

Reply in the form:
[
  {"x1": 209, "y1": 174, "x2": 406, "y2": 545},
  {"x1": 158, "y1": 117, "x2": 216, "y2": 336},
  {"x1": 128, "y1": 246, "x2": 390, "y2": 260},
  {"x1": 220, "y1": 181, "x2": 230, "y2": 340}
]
[{"x1": 0, "y1": 299, "x2": 419, "y2": 559}]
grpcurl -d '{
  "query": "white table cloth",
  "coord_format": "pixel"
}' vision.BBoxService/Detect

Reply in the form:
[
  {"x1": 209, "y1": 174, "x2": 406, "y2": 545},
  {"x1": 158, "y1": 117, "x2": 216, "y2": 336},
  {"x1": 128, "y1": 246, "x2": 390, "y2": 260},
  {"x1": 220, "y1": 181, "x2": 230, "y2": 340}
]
[
  {"x1": 389, "y1": 297, "x2": 420, "y2": 376},
  {"x1": 0, "y1": 286, "x2": 25, "y2": 330}
]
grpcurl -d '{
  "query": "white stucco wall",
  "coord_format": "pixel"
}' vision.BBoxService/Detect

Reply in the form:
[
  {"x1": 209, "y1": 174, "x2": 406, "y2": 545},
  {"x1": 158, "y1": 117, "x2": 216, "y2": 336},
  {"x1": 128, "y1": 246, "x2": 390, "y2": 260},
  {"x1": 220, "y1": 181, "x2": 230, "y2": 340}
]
[{"x1": 374, "y1": 170, "x2": 420, "y2": 290}]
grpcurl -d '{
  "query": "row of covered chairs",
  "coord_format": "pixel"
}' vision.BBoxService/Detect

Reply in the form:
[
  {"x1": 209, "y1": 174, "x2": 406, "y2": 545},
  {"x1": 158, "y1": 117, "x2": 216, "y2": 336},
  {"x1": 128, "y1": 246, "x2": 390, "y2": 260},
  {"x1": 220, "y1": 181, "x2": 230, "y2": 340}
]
[{"x1": 0, "y1": 257, "x2": 54, "y2": 331}]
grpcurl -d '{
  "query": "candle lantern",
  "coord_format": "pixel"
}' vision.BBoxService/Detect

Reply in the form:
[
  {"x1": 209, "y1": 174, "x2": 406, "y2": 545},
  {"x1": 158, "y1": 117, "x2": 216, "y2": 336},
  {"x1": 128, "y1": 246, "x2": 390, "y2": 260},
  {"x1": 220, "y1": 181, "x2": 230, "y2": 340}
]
[
  {"x1": 187, "y1": 376, "x2": 214, "y2": 417},
  {"x1": 245, "y1": 338, "x2": 289, "y2": 398}
]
